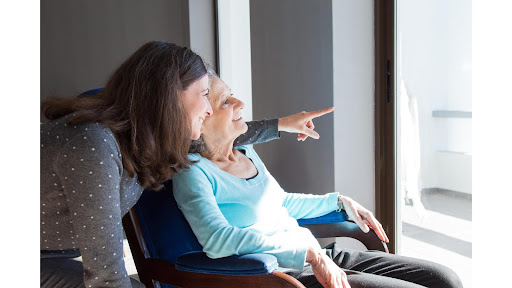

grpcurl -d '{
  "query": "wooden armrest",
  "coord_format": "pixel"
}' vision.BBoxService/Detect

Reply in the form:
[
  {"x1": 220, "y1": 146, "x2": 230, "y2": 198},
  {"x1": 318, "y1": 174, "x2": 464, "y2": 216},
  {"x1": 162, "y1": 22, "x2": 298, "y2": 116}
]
[
  {"x1": 301, "y1": 221, "x2": 389, "y2": 253},
  {"x1": 146, "y1": 258, "x2": 304, "y2": 288}
]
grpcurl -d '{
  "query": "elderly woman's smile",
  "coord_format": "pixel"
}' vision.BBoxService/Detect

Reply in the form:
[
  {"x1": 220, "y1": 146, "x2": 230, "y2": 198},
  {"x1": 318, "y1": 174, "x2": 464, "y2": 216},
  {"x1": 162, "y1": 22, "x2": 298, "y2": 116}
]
[{"x1": 200, "y1": 77, "x2": 248, "y2": 144}]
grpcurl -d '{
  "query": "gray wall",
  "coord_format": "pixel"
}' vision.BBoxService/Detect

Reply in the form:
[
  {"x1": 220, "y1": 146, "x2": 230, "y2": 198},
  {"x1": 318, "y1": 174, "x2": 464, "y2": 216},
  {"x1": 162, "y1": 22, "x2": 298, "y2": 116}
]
[
  {"x1": 41, "y1": 0, "x2": 203, "y2": 117},
  {"x1": 189, "y1": 0, "x2": 217, "y2": 70},
  {"x1": 250, "y1": 0, "x2": 335, "y2": 194},
  {"x1": 250, "y1": 0, "x2": 375, "y2": 249}
]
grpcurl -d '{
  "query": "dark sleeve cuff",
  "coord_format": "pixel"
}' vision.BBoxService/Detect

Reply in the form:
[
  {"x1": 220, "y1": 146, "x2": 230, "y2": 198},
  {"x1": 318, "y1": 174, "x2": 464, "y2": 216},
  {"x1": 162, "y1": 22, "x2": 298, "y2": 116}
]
[
  {"x1": 234, "y1": 118, "x2": 280, "y2": 147},
  {"x1": 264, "y1": 118, "x2": 280, "y2": 140}
]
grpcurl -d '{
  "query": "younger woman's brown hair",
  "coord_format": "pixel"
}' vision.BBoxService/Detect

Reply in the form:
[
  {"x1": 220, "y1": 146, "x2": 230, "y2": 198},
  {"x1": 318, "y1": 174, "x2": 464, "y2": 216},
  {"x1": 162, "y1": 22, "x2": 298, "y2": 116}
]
[{"x1": 42, "y1": 41, "x2": 207, "y2": 190}]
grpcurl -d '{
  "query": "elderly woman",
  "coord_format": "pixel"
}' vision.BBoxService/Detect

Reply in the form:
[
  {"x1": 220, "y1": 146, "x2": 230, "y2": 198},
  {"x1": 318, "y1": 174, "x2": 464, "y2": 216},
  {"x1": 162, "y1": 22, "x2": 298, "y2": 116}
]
[{"x1": 172, "y1": 76, "x2": 462, "y2": 288}]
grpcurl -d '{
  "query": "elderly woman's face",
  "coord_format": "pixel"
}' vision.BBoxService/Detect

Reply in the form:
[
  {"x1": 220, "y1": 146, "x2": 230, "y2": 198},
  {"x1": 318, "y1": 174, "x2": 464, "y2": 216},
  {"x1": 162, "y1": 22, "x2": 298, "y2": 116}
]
[{"x1": 201, "y1": 77, "x2": 248, "y2": 142}]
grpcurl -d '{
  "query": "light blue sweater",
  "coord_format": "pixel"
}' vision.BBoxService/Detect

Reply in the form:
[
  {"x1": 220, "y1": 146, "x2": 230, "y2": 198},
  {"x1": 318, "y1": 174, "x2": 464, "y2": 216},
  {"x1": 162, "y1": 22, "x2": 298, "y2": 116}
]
[{"x1": 172, "y1": 145, "x2": 339, "y2": 270}]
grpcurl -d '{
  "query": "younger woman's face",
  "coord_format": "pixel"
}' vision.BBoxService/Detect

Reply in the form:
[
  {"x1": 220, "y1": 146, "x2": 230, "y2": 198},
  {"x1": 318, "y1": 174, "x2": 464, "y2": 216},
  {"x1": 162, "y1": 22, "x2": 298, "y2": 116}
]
[{"x1": 181, "y1": 74, "x2": 213, "y2": 140}]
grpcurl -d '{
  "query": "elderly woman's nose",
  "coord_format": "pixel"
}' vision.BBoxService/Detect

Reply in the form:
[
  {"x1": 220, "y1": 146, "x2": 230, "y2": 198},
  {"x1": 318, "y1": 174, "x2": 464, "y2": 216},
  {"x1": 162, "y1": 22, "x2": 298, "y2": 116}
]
[
  {"x1": 237, "y1": 98, "x2": 245, "y2": 110},
  {"x1": 205, "y1": 98, "x2": 213, "y2": 116}
]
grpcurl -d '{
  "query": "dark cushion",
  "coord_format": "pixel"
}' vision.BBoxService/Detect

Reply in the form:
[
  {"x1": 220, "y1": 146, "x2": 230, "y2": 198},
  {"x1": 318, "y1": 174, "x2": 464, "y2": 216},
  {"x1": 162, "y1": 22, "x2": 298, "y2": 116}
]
[
  {"x1": 134, "y1": 181, "x2": 203, "y2": 263},
  {"x1": 176, "y1": 252, "x2": 278, "y2": 276},
  {"x1": 297, "y1": 210, "x2": 349, "y2": 225}
]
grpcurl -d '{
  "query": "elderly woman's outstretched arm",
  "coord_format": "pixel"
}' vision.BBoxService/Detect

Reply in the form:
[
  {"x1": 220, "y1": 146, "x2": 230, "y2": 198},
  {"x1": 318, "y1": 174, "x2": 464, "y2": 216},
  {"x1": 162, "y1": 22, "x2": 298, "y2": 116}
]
[
  {"x1": 234, "y1": 107, "x2": 335, "y2": 146},
  {"x1": 235, "y1": 119, "x2": 280, "y2": 146}
]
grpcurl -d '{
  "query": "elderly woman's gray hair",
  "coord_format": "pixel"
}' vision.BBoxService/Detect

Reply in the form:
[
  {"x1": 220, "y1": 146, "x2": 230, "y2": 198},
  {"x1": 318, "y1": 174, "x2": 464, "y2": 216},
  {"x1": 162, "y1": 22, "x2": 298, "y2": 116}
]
[{"x1": 204, "y1": 60, "x2": 218, "y2": 83}]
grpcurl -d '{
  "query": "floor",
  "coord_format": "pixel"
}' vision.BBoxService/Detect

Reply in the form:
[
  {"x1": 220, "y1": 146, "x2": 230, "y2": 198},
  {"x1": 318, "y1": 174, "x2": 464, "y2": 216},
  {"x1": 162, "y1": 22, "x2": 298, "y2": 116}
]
[
  {"x1": 123, "y1": 189, "x2": 473, "y2": 287},
  {"x1": 401, "y1": 189, "x2": 472, "y2": 288}
]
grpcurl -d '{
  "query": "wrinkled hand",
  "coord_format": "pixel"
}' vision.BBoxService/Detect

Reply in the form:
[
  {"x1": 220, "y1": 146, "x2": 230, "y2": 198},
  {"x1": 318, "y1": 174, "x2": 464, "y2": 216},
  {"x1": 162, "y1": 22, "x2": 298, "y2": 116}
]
[
  {"x1": 278, "y1": 107, "x2": 335, "y2": 141},
  {"x1": 339, "y1": 196, "x2": 389, "y2": 243},
  {"x1": 307, "y1": 248, "x2": 350, "y2": 288}
]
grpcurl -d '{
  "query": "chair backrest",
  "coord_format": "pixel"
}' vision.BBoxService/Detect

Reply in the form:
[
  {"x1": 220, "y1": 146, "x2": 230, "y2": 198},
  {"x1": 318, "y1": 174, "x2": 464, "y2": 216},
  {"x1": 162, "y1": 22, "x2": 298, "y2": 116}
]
[
  {"x1": 123, "y1": 175, "x2": 384, "y2": 288},
  {"x1": 133, "y1": 180, "x2": 203, "y2": 263},
  {"x1": 79, "y1": 87, "x2": 104, "y2": 96}
]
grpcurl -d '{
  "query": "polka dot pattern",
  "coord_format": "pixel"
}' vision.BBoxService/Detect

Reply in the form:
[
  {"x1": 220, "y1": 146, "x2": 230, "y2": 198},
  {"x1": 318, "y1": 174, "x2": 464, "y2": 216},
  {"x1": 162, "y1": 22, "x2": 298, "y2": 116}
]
[
  {"x1": 233, "y1": 119, "x2": 279, "y2": 146},
  {"x1": 40, "y1": 114, "x2": 143, "y2": 287},
  {"x1": 40, "y1": 115, "x2": 279, "y2": 286}
]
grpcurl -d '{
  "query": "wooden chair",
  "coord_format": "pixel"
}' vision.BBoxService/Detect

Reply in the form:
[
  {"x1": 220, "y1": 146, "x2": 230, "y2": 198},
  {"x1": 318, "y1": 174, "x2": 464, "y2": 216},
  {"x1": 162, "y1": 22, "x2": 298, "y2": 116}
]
[{"x1": 123, "y1": 180, "x2": 388, "y2": 288}]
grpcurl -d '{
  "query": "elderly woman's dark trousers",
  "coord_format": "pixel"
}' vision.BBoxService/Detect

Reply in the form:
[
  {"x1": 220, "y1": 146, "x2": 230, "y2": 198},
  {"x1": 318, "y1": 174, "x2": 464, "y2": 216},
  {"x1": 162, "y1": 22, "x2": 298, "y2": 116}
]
[{"x1": 286, "y1": 243, "x2": 463, "y2": 288}]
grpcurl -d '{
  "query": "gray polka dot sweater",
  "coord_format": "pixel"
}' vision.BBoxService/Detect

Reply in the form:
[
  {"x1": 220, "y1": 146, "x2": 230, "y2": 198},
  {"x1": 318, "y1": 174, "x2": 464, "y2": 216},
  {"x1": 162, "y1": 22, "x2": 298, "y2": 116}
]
[{"x1": 40, "y1": 113, "x2": 279, "y2": 288}]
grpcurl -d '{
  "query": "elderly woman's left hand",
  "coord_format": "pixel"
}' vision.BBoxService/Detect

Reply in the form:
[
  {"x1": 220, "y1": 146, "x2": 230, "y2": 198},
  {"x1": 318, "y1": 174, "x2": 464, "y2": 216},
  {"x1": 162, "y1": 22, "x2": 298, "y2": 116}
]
[
  {"x1": 278, "y1": 107, "x2": 335, "y2": 141},
  {"x1": 339, "y1": 196, "x2": 389, "y2": 243}
]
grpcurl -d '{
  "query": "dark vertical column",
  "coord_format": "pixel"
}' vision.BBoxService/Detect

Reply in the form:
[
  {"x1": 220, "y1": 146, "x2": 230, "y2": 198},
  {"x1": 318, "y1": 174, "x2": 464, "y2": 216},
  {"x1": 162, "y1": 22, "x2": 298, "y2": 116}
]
[
  {"x1": 374, "y1": 0, "x2": 396, "y2": 253},
  {"x1": 250, "y1": 0, "x2": 334, "y2": 194}
]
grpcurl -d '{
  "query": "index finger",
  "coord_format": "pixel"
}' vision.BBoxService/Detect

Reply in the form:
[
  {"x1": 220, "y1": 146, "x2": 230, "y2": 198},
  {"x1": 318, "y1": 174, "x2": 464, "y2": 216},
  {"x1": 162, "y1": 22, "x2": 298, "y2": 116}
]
[
  {"x1": 366, "y1": 216, "x2": 389, "y2": 243},
  {"x1": 306, "y1": 107, "x2": 335, "y2": 119}
]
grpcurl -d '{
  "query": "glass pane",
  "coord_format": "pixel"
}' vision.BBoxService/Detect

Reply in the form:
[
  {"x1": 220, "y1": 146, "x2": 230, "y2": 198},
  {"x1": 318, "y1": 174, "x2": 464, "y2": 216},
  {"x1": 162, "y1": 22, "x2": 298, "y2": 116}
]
[{"x1": 396, "y1": 1, "x2": 472, "y2": 287}]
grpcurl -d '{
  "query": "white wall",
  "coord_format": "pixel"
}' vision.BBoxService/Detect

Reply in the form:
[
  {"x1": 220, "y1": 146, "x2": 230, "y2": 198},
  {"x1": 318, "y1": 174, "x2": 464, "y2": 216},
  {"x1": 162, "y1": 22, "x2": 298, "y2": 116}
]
[
  {"x1": 189, "y1": 0, "x2": 217, "y2": 70},
  {"x1": 217, "y1": 0, "x2": 253, "y2": 120},
  {"x1": 332, "y1": 0, "x2": 376, "y2": 212}
]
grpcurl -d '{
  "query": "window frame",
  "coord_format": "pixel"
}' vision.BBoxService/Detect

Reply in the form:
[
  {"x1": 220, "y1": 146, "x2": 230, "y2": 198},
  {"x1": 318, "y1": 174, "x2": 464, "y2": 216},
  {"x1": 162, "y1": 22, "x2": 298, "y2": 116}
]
[{"x1": 374, "y1": 0, "x2": 397, "y2": 254}]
